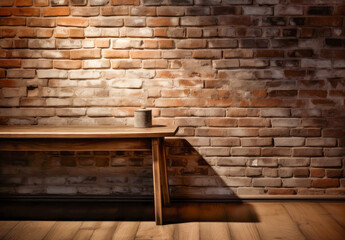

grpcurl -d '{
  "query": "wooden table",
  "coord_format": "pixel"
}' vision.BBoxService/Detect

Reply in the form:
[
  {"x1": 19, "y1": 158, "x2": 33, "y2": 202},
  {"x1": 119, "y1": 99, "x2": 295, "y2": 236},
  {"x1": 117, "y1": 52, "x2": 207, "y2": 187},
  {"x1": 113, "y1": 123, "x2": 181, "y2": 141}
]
[{"x1": 0, "y1": 125, "x2": 178, "y2": 225}]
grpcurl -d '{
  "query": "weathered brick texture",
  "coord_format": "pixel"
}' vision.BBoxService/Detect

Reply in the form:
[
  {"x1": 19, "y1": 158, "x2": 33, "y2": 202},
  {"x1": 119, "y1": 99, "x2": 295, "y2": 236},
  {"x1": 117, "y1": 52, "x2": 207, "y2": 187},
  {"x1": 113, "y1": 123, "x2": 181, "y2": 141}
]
[{"x1": 0, "y1": 0, "x2": 344, "y2": 198}]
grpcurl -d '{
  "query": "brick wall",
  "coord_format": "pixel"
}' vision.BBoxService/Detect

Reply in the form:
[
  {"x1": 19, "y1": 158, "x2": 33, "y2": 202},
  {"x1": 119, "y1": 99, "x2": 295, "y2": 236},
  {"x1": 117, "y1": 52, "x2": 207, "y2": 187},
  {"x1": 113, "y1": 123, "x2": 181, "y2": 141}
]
[{"x1": 0, "y1": 0, "x2": 344, "y2": 198}]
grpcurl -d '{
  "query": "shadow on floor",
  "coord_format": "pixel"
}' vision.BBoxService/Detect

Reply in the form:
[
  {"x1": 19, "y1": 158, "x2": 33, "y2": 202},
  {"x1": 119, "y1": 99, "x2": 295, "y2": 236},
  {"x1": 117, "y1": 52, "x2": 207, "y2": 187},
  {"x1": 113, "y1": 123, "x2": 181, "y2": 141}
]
[{"x1": 0, "y1": 199, "x2": 259, "y2": 224}]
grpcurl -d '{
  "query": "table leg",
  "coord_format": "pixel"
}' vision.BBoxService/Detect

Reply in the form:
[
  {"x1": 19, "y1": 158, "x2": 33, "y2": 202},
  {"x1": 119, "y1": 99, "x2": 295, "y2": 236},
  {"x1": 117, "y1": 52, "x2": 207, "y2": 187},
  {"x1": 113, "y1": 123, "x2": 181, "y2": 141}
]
[
  {"x1": 152, "y1": 138, "x2": 163, "y2": 225},
  {"x1": 159, "y1": 138, "x2": 170, "y2": 206}
]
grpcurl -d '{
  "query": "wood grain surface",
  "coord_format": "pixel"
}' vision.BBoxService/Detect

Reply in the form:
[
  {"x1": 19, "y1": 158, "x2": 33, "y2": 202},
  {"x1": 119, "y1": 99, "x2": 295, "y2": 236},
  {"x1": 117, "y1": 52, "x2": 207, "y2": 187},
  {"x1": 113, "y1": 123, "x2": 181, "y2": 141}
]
[{"x1": 0, "y1": 126, "x2": 178, "y2": 138}]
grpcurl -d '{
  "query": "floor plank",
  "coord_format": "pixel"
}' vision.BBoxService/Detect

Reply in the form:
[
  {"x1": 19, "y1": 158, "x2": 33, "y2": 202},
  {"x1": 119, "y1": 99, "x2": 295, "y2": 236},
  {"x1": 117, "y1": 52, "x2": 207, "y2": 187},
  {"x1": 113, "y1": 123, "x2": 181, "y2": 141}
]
[
  {"x1": 80, "y1": 222, "x2": 102, "y2": 230},
  {"x1": 73, "y1": 230, "x2": 94, "y2": 240},
  {"x1": 253, "y1": 203, "x2": 306, "y2": 240},
  {"x1": 112, "y1": 222, "x2": 140, "y2": 240},
  {"x1": 320, "y1": 203, "x2": 345, "y2": 229},
  {"x1": 3, "y1": 221, "x2": 55, "y2": 240},
  {"x1": 43, "y1": 221, "x2": 82, "y2": 240},
  {"x1": 0, "y1": 221, "x2": 19, "y2": 239},
  {"x1": 199, "y1": 222, "x2": 231, "y2": 240},
  {"x1": 283, "y1": 202, "x2": 345, "y2": 240},
  {"x1": 174, "y1": 222, "x2": 199, "y2": 240},
  {"x1": 89, "y1": 222, "x2": 118, "y2": 240},
  {"x1": 228, "y1": 223, "x2": 260, "y2": 240},
  {"x1": 135, "y1": 221, "x2": 175, "y2": 240}
]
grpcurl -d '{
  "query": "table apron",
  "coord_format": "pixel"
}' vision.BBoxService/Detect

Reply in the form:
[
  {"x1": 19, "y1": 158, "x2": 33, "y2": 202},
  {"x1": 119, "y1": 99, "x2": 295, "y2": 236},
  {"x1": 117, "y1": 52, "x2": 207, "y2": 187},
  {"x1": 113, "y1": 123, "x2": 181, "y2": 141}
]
[{"x1": 0, "y1": 138, "x2": 153, "y2": 151}]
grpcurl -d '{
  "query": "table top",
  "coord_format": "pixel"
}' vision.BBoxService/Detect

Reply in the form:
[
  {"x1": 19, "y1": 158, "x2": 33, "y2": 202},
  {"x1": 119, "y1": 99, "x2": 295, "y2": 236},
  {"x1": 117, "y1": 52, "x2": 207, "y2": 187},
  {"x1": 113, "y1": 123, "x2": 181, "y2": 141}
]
[{"x1": 0, "y1": 125, "x2": 178, "y2": 138}]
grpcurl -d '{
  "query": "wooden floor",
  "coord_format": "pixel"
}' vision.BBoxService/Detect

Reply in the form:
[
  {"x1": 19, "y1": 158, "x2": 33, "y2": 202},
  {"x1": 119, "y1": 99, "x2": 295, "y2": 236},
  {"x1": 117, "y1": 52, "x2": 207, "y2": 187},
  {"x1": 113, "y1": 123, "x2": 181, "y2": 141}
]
[{"x1": 0, "y1": 201, "x2": 345, "y2": 240}]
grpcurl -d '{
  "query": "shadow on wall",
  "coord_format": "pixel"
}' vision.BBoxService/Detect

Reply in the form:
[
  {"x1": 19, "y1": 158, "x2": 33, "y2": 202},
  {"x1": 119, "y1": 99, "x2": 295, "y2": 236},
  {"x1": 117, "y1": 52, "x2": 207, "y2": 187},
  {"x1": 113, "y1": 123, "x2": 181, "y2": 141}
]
[{"x1": 166, "y1": 138, "x2": 250, "y2": 199}]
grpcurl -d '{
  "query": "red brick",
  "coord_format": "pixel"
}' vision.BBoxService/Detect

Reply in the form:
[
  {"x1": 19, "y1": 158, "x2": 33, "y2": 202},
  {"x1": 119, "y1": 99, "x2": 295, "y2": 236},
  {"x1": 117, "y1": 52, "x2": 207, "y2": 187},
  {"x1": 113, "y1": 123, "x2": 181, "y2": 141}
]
[
  {"x1": 253, "y1": 178, "x2": 281, "y2": 187},
  {"x1": 211, "y1": 138, "x2": 240, "y2": 147},
  {"x1": 0, "y1": 79, "x2": 21, "y2": 87},
  {"x1": 253, "y1": 90, "x2": 267, "y2": 98},
  {"x1": 312, "y1": 179, "x2": 339, "y2": 188},
  {"x1": 12, "y1": 7, "x2": 40, "y2": 16},
  {"x1": 207, "y1": 118, "x2": 237, "y2": 127},
  {"x1": 321, "y1": 50, "x2": 345, "y2": 59},
  {"x1": 147, "y1": 17, "x2": 179, "y2": 27},
  {"x1": 241, "y1": 138, "x2": 272, "y2": 147},
  {"x1": 101, "y1": 6, "x2": 129, "y2": 16},
  {"x1": 22, "y1": 59, "x2": 52, "y2": 68},
  {"x1": 95, "y1": 39, "x2": 110, "y2": 48},
  {"x1": 36, "y1": 28, "x2": 53, "y2": 38},
  {"x1": 43, "y1": 7, "x2": 70, "y2": 16},
  {"x1": 158, "y1": 40, "x2": 173, "y2": 49},
  {"x1": 256, "y1": 50, "x2": 284, "y2": 58},
  {"x1": 209, "y1": 39, "x2": 237, "y2": 48},
  {"x1": 238, "y1": 118, "x2": 270, "y2": 127},
  {"x1": 251, "y1": 99, "x2": 282, "y2": 107},
  {"x1": 282, "y1": 179, "x2": 311, "y2": 188},
  {"x1": 103, "y1": 50, "x2": 129, "y2": 58},
  {"x1": 193, "y1": 50, "x2": 221, "y2": 59},
  {"x1": 323, "y1": 129, "x2": 345, "y2": 138},
  {"x1": 187, "y1": 28, "x2": 202, "y2": 38},
  {"x1": 240, "y1": 59, "x2": 269, "y2": 67},
  {"x1": 130, "y1": 7, "x2": 156, "y2": 16},
  {"x1": 122, "y1": 28, "x2": 153, "y2": 37},
  {"x1": 176, "y1": 40, "x2": 206, "y2": 49},
  {"x1": 16, "y1": 0, "x2": 32, "y2": 6},
  {"x1": 0, "y1": 0, "x2": 14, "y2": 6},
  {"x1": 231, "y1": 147, "x2": 260, "y2": 156},
  {"x1": 299, "y1": 90, "x2": 327, "y2": 98},
  {"x1": 293, "y1": 168, "x2": 309, "y2": 178},
  {"x1": 306, "y1": 17, "x2": 342, "y2": 27},
  {"x1": 262, "y1": 148, "x2": 291, "y2": 156},
  {"x1": 224, "y1": 49, "x2": 253, "y2": 58},
  {"x1": 269, "y1": 90, "x2": 298, "y2": 98},
  {"x1": 57, "y1": 18, "x2": 88, "y2": 27},
  {"x1": 111, "y1": 59, "x2": 141, "y2": 69},
  {"x1": 275, "y1": 5, "x2": 302, "y2": 15},
  {"x1": 228, "y1": 128, "x2": 259, "y2": 137},
  {"x1": 0, "y1": 28, "x2": 17, "y2": 37},
  {"x1": 71, "y1": 7, "x2": 99, "y2": 16},
  {"x1": 293, "y1": 148, "x2": 323, "y2": 157},
  {"x1": 218, "y1": 16, "x2": 251, "y2": 26},
  {"x1": 0, "y1": 8, "x2": 13, "y2": 16},
  {"x1": 212, "y1": 6, "x2": 240, "y2": 15},
  {"x1": 111, "y1": 0, "x2": 139, "y2": 5},
  {"x1": 157, "y1": 6, "x2": 184, "y2": 16},
  {"x1": 124, "y1": 17, "x2": 145, "y2": 27},
  {"x1": 14, "y1": 39, "x2": 27, "y2": 48},
  {"x1": 310, "y1": 168, "x2": 325, "y2": 178},
  {"x1": 69, "y1": 28, "x2": 84, "y2": 38},
  {"x1": 329, "y1": 90, "x2": 345, "y2": 97},
  {"x1": 131, "y1": 50, "x2": 160, "y2": 59},
  {"x1": 142, "y1": 59, "x2": 167, "y2": 69},
  {"x1": 0, "y1": 59, "x2": 21, "y2": 68},
  {"x1": 34, "y1": 0, "x2": 48, "y2": 6},
  {"x1": 181, "y1": 16, "x2": 217, "y2": 26},
  {"x1": 0, "y1": 17, "x2": 26, "y2": 26},
  {"x1": 28, "y1": 18, "x2": 55, "y2": 27},
  {"x1": 268, "y1": 188, "x2": 296, "y2": 195},
  {"x1": 312, "y1": 99, "x2": 336, "y2": 106},
  {"x1": 70, "y1": 49, "x2": 101, "y2": 59},
  {"x1": 54, "y1": 60, "x2": 81, "y2": 69},
  {"x1": 143, "y1": 40, "x2": 157, "y2": 48}
]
